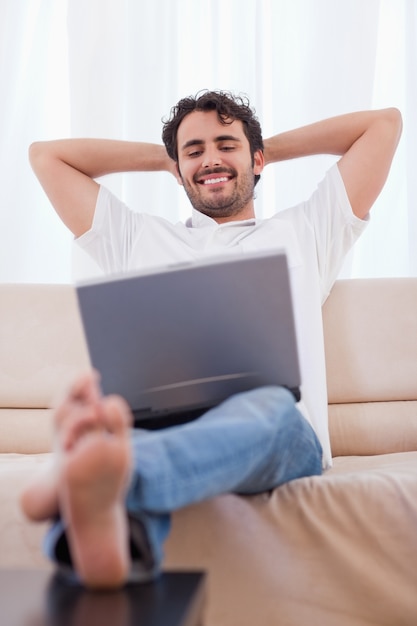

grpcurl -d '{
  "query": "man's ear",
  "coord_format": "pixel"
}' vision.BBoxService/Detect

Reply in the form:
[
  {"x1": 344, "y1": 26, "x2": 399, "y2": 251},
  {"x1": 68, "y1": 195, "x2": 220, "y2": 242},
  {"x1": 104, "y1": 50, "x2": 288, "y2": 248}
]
[
  {"x1": 175, "y1": 163, "x2": 184, "y2": 186},
  {"x1": 253, "y1": 150, "x2": 265, "y2": 176}
]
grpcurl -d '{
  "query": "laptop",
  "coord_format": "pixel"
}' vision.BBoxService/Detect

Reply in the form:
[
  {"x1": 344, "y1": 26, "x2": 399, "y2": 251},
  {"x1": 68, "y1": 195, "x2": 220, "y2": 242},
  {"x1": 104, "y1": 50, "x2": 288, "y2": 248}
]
[{"x1": 76, "y1": 250, "x2": 301, "y2": 428}]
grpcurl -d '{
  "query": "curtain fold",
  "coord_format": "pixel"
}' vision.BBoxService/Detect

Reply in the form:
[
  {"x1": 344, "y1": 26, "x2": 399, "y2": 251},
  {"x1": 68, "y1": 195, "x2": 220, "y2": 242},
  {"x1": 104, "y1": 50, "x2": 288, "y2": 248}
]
[
  {"x1": 0, "y1": 0, "x2": 71, "y2": 283},
  {"x1": 1, "y1": 0, "x2": 414, "y2": 283}
]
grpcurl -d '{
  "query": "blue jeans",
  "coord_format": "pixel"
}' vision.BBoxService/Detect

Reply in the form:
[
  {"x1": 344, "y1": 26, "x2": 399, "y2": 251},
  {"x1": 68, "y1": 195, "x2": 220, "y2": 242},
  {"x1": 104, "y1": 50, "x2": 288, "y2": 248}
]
[{"x1": 45, "y1": 386, "x2": 322, "y2": 582}]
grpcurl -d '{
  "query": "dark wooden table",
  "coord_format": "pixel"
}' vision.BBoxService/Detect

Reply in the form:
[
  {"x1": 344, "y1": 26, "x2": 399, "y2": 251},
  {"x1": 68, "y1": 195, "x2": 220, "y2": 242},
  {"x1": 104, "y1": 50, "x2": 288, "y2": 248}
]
[{"x1": 0, "y1": 569, "x2": 206, "y2": 626}]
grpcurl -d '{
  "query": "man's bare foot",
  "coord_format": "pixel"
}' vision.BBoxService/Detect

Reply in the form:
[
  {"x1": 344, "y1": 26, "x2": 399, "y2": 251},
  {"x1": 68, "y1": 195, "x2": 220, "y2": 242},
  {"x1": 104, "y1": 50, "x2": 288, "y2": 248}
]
[
  {"x1": 21, "y1": 372, "x2": 134, "y2": 589},
  {"x1": 59, "y1": 393, "x2": 133, "y2": 589}
]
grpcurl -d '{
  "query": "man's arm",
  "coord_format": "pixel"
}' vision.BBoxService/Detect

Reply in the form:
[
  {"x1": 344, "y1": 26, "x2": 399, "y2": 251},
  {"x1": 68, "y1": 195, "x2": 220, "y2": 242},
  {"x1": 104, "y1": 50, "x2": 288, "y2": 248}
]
[
  {"x1": 263, "y1": 109, "x2": 403, "y2": 220},
  {"x1": 29, "y1": 139, "x2": 175, "y2": 237}
]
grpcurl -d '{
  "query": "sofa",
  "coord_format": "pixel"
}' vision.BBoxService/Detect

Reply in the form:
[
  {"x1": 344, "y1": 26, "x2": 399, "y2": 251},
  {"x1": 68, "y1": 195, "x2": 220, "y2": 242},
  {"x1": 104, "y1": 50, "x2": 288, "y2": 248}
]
[{"x1": 1, "y1": 278, "x2": 417, "y2": 626}]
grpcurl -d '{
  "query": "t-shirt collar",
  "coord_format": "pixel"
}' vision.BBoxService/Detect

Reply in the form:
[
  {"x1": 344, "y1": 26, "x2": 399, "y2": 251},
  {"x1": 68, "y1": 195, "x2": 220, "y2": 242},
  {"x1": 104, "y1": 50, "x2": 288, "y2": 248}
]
[{"x1": 189, "y1": 208, "x2": 257, "y2": 228}]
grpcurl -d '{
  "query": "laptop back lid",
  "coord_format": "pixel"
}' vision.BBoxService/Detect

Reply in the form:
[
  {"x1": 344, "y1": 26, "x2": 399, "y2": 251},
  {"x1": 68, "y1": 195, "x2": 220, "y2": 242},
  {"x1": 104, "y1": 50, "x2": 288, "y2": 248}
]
[{"x1": 76, "y1": 250, "x2": 301, "y2": 421}]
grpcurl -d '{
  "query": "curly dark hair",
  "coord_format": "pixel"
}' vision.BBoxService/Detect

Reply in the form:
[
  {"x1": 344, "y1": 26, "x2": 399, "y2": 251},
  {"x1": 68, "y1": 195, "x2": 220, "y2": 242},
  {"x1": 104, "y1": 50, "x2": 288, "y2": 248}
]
[{"x1": 162, "y1": 90, "x2": 264, "y2": 185}]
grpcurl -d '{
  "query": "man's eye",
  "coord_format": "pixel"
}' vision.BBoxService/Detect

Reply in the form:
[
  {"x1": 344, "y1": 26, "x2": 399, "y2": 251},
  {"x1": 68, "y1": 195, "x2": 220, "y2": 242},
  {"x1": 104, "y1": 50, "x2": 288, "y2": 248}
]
[
  {"x1": 221, "y1": 146, "x2": 235, "y2": 151},
  {"x1": 188, "y1": 150, "x2": 202, "y2": 157}
]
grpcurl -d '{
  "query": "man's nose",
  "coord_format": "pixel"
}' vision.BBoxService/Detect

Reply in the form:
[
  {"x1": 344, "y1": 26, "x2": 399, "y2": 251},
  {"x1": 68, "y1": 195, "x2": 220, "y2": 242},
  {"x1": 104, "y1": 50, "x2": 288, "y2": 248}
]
[{"x1": 202, "y1": 149, "x2": 222, "y2": 168}]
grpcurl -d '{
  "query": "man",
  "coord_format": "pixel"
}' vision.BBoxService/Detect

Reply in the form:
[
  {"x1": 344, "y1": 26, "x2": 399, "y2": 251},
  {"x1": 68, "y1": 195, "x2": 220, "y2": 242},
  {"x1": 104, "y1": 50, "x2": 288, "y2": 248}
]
[{"x1": 21, "y1": 91, "x2": 402, "y2": 589}]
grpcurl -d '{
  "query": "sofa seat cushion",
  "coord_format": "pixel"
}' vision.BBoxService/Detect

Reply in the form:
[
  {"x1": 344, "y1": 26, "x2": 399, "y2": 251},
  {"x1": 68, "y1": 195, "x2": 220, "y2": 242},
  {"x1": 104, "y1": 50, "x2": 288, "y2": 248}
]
[
  {"x1": 165, "y1": 451, "x2": 417, "y2": 626},
  {"x1": 0, "y1": 453, "x2": 53, "y2": 570}
]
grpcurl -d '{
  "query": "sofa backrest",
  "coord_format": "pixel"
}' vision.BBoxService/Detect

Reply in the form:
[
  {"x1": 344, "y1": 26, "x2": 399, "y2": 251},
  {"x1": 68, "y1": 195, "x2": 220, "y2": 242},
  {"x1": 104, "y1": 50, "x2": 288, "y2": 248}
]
[
  {"x1": 323, "y1": 278, "x2": 417, "y2": 456},
  {"x1": 0, "y1": 284, "x2": 90, "y2": 453},
  {"x1": 1, "y1": 279, "x2": 416, "y2": 458}
]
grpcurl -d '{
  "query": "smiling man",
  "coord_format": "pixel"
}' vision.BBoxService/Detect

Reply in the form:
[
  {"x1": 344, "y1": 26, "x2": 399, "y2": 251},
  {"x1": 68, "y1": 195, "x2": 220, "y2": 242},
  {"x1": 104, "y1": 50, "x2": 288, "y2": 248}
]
[
  {"x1": 177, "y1": 117, "x2": 261, "y2": 220},
  {"x1": 168, "y1": 96, "x2": 264, "y2": 221},
  {"x1": 22, "y1": 91, "x2": 402, "y2": 589}
]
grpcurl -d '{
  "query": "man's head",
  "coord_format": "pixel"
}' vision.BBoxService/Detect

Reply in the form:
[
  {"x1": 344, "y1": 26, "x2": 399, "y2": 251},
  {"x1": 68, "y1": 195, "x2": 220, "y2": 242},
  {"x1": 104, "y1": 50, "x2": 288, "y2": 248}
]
[{"x1": 162, "y1": 91, "x2": 265, "y2": 222}]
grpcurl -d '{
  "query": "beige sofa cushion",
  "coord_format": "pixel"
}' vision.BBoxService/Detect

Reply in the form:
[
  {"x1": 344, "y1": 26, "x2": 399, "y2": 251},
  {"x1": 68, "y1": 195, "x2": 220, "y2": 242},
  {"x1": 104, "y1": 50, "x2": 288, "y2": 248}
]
[
  {"x1": 324, "y1": 278, "x2": 417, "y2": 403},
  {"x1": 0, "y1": 453, "x2": 52, "y2": 570},
  {"x1": 165, "y1": 451, "x2": 417, "y2": 626},
  {"x1": 323, "y1": 278, "x2": 417, "y2": 456},
  {"x1": 0, "y1": 284, "x2": 90, "y2": 453},
  {"x1": 0, "y1": 409, "x2": 53, "y2": 454},
  {"x1": 329, "y1": 400, "x2": 417, "y2": 456},
  {"x1": 0, "y1": 284, "x2": 90, "y2": 409}
]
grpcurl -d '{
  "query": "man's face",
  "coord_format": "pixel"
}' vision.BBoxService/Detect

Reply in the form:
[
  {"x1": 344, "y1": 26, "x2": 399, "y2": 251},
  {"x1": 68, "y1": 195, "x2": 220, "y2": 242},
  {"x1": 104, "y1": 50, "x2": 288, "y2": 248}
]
[{"x1": 176, "y1": 110, "x2": 264, "y2": 223}]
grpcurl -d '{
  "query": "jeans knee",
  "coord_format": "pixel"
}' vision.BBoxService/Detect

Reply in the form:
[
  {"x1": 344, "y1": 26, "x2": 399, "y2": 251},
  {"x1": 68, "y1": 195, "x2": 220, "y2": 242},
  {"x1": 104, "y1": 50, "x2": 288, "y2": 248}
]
[
  {"x1": 251, "y1": 386, "x2": 323, "y2": 480},
  {"x1": 244, "y1": 385, "x2": 295, "y2": 414},
  {"x1": 241, "y1": 385, "x2": 298, "y2": 433},
  {"x1": 279, "y1": 408, "x2": 323, "y2": 479}
]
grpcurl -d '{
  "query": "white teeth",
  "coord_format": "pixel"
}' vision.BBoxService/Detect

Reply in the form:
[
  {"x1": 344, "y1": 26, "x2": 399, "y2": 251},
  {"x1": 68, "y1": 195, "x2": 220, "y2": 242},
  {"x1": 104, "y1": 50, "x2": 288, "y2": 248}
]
[{"x1": 203, "y1": 177, "x2": 229, "y2": 185}]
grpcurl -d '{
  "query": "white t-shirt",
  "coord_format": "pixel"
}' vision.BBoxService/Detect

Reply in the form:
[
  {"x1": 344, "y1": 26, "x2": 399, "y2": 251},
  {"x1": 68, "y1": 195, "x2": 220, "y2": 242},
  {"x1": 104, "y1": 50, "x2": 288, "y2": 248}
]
[{"x1": 77, "y1": 163, "x2": 368, "y2": 468}]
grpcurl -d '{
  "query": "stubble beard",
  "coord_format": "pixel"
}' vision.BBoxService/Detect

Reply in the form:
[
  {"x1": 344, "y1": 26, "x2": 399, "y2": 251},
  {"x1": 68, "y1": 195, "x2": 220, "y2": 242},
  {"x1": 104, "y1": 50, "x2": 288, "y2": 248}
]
[{"x1": 181, "y1": 165, "x2": 256, "y2": 220}]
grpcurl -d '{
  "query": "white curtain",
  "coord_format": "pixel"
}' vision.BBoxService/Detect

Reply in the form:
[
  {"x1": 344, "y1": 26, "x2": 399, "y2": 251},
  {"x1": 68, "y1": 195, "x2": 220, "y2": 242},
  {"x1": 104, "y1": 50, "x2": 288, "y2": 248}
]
[{"x1": 1, "y1": 0, "x2": 415, "y2": 283}]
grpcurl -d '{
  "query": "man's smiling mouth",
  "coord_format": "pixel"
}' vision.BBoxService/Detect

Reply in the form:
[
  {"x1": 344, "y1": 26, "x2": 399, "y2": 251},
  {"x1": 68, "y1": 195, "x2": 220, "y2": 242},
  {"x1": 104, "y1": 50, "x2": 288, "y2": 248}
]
[
  {"x1": 195, "y1": 168, "x2": 236, "y2": 186},
  {"x1": 202, "y1": 176, "x2": 230, "y2": 185}
]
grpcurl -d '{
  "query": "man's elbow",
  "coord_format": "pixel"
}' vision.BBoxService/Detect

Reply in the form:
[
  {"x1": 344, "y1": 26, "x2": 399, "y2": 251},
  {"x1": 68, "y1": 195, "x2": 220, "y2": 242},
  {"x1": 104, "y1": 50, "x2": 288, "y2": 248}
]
[
  {"x1": 383, "y1": 107, "x2": 403, "y2": 146},
  {"x1": 28, "y1": 141, "x2": 55, "y2": 176},
  {"x1": 29, "y1": 141, "x2": 44, "y2": 166}
]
